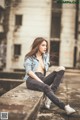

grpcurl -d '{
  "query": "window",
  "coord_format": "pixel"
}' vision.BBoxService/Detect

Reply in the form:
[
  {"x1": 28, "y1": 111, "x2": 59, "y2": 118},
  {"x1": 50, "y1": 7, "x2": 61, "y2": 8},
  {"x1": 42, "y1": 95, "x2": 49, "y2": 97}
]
[
  {"x1": 50, "y1": 41, "x2": 60, "y2": 66},
  {"x1": 15, "y1": 15, "x2": 22, "y2": 26},
  {"x1": 52, "y1": 0, "x2": 62, "y2": 9},
  {"x1": 51, "y1": 13, "x2": 61, "y2": 38},
  {"x1": 14, "y1": 44, "x2": 21, "y2": 57},
  {"x1": 51, "y1": 0, "x2": 62, "y2": 39}
]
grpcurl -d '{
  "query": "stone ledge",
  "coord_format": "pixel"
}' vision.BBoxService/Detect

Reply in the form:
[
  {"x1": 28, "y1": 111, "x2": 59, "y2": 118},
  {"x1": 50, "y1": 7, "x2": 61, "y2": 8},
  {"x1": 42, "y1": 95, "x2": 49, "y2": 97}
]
[
  {"x1": 0, "y1": 82, "x2": 43, "y2": 120},
  {"x1": 0, "y1": 78, "x2": 24, "y2": 82}
]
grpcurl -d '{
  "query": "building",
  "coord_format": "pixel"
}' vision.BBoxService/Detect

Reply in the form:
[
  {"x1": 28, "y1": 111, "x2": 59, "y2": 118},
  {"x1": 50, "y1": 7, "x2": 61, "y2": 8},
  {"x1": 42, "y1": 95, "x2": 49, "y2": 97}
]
[
  {"x1": 0, "y1": 0, "x2": 6, "y2": 69},
  {"x1": 0, "y1": 0, "x2": 80, "y2": 71},
  {"x1": 6, "y1": 0, "x2": 52, "y2": 71}
]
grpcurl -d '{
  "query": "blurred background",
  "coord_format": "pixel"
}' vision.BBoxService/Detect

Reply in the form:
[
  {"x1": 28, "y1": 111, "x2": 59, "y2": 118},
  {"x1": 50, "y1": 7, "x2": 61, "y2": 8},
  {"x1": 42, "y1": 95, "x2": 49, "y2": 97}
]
[
  {"x1": 0, "y1": 1, "x2": 80, "y2": 119},
  {"x1": 0, "y1": 0, "x2": 80, "y2": 71}
]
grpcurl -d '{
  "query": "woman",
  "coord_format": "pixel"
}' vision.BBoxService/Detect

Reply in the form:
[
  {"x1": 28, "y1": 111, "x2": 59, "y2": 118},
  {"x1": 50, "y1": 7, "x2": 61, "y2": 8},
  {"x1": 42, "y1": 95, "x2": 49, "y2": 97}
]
[{"x1": 24, "y1": 37, "x2": 75, "y2": 115}]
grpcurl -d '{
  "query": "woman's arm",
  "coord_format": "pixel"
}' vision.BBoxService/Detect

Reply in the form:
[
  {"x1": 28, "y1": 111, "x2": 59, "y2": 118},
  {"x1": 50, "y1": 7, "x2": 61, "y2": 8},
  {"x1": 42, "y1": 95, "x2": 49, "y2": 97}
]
[
  {"x1": 24, "y1": 57, "x2": 43, "y2": 83},
  {"x1": 28, "y1": 71, "x2": 43, "y2": 83}
]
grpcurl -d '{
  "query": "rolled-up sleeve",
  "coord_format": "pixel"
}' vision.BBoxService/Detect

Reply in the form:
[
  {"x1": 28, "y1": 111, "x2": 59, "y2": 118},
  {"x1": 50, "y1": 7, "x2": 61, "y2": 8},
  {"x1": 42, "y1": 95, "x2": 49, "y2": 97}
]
[
  {"x1": 44, "y1": 53, "x2": 50, "y2": 71},
  {"x1": 24, "y1": 58, "x2": 32, "y2": 74},
  {"x1": 46, "y1": 54, "x2": 50, "y2": 71},
  {"x1": 46, "y1": 53, "x2": 50, "y2": 65}
]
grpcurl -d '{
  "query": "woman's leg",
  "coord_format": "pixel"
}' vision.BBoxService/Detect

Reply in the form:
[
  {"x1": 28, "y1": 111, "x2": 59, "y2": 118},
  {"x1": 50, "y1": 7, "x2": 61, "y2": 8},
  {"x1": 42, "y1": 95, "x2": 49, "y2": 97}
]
[
  {"x1": 26, "y1": 77, "x2": 65, "y2": 110},
  {"x1": 44, "y1": 66, "x2": 65, "y2": 93},
  {"x1": 26, "y1": 72, "x2": 76, "y2": 114},
  {"x1": 43, "y1": 66, "x2": 65, "y2": 109}
]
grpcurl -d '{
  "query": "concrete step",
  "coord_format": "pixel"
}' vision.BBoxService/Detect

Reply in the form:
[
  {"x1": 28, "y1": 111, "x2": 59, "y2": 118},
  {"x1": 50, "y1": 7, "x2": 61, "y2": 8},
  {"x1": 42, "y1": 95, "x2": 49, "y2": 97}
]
[
  {"x1": 0, "y1": 78, "x2": 24, "y2": 94},
  {"x1": 0, "y1": 71, "x2": 25, "y2": 79},
  {"x1": 66, "y1": 69, "x2": 80, "y2": 73},
  {"x1": 0, "y1": 78, "x2": 24, "y2": 82}
]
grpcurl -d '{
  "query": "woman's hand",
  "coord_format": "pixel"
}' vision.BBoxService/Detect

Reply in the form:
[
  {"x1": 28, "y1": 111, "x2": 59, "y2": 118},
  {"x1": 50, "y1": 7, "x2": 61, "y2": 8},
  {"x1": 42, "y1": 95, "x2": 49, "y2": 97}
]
[{"x1": 28, "y1": 71, "x2": 44, "y2": 83}]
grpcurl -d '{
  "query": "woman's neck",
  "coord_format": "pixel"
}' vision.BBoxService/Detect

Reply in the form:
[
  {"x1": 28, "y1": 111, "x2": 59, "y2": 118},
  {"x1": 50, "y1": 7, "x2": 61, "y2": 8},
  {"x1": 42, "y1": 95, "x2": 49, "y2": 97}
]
[{"x1": 36, "y1": 51, "x2": 42, "y2": 58}]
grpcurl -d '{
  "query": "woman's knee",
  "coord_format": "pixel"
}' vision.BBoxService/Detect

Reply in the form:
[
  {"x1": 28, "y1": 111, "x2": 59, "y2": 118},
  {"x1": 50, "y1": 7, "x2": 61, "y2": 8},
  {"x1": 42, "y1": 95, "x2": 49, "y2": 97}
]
[
  {"x1": 43, "y1": 84, "x2": 51, "y2": 93},
  {"x1": 55, "y1": 66, "x2": 65, "y2": 72}
]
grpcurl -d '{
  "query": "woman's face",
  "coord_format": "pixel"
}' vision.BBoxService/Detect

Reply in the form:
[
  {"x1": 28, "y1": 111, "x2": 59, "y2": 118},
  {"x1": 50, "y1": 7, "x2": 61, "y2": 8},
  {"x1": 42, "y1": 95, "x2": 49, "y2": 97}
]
[{"x1": 38, "y1": 41, "x2": 47, "y2": 54}]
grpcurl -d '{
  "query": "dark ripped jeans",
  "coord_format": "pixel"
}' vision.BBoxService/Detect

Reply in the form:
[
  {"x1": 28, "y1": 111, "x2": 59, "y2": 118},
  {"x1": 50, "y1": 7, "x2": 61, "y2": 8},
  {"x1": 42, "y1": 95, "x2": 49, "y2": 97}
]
[{"x1": 26, "y1": 70, "x2": 65, "y2": 110}]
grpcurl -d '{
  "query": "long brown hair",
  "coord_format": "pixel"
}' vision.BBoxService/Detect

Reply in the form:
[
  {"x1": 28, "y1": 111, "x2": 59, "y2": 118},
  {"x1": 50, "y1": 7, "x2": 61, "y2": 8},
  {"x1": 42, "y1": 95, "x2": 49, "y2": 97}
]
[{"x1": 25, "y1": 37, "x2": 48, "y2": 58}]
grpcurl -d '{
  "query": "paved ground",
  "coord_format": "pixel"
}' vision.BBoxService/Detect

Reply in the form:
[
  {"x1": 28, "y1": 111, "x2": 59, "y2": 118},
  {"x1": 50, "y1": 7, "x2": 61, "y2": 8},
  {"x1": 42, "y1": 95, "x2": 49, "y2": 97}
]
[{"x1": 36, "y1": 69, "x2": 80, "y2": 120}]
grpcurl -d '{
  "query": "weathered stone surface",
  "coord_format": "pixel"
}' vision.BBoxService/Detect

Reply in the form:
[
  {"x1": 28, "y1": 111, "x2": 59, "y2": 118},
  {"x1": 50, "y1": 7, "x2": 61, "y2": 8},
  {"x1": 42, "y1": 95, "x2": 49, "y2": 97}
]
[
  {"x1": 0, "y1": 67, "x2": 80, "y2": 120},
  {"x1": 0, "y1": 82, "x2": 43, "y2": 120}
]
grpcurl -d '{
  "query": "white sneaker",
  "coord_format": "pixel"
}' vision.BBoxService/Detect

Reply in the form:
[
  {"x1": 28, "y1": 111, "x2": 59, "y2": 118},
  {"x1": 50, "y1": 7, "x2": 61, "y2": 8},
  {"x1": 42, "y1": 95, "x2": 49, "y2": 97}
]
[
  {"x1": 44, "y1": 97, "x2": 51, "y2": 109},
  {"x1": 65, "y1": 104, "x2": 76, "y2": 115}
]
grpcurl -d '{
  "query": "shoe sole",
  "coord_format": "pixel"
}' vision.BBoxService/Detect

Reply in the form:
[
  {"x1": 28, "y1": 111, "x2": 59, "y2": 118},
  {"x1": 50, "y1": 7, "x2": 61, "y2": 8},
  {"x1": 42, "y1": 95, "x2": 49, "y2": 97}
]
[{"x1": 67, "y1": 111, "x2": 76, "y2": 115}]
